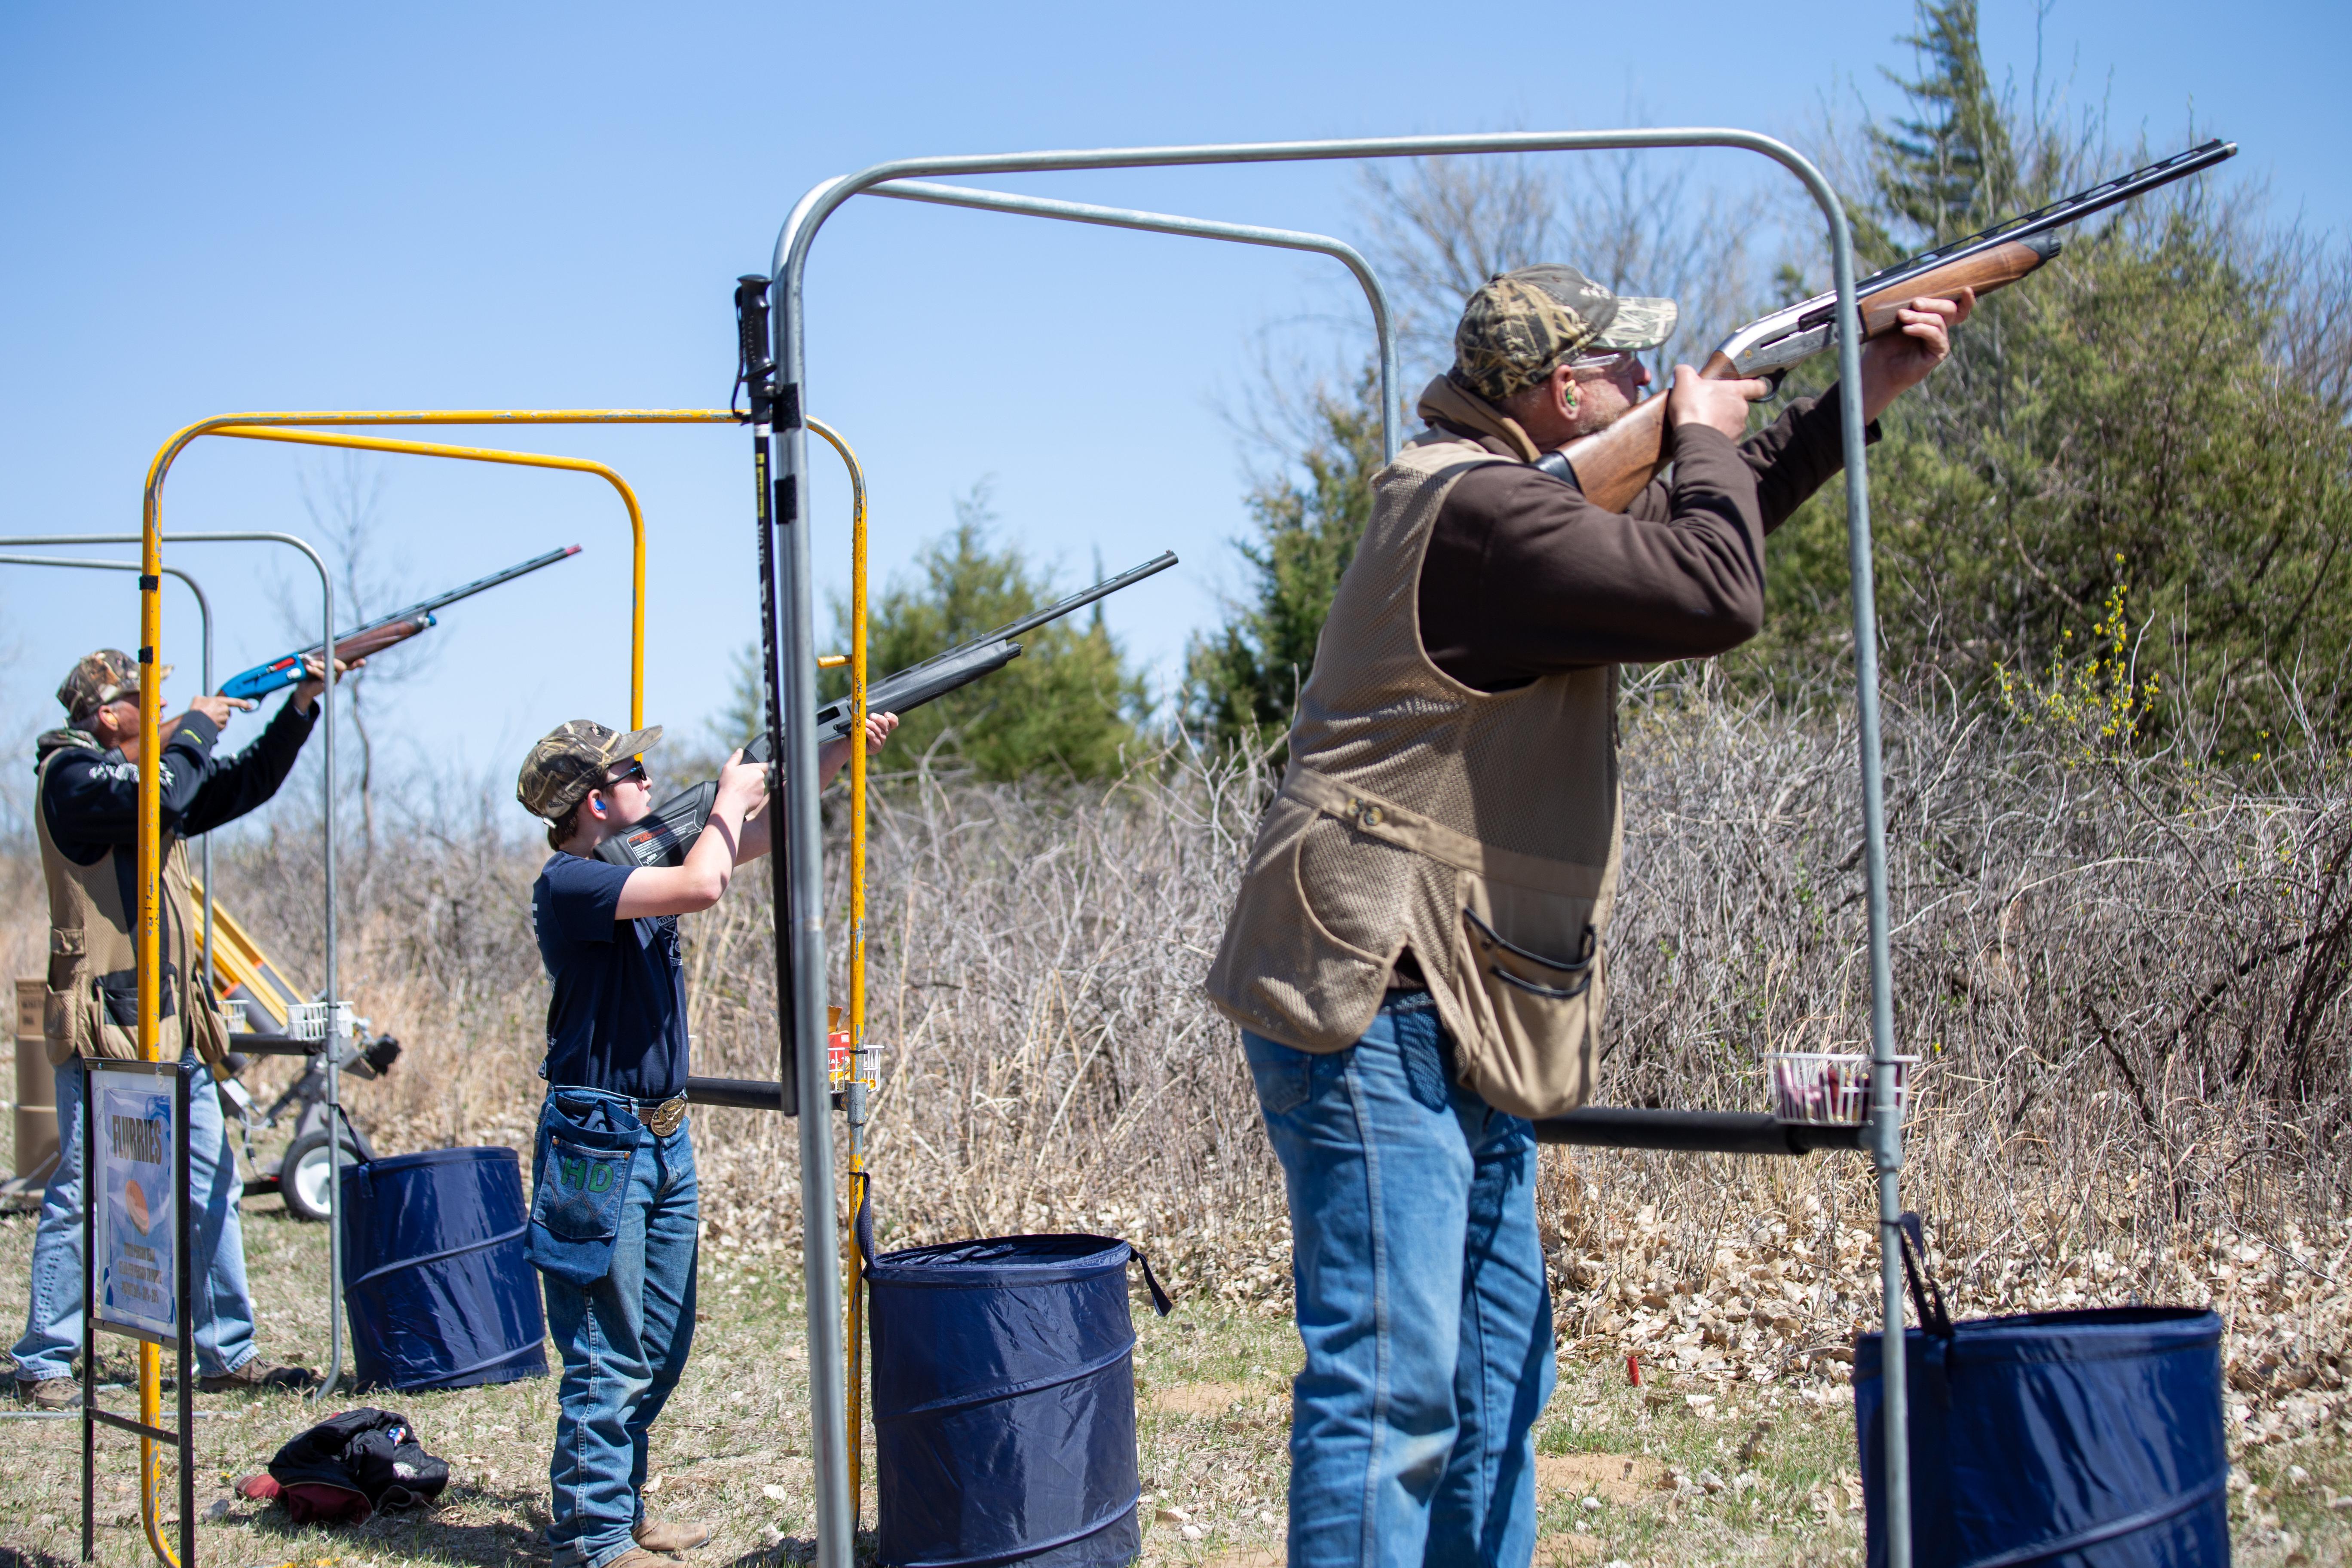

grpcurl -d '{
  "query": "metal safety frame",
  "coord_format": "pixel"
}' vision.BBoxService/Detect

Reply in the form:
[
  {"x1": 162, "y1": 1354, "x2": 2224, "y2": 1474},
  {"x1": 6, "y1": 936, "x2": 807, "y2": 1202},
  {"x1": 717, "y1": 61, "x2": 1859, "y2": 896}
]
[
  {"x1": 793, "y1": 180, "x2": 1400, "y2": 1521},
  {"x1": 100, "y1": 406, "x2": 886, "y2": 1568},
  {"x1": 110, "y1": 412, "x2": 724, "y2": 1568},
  {"x1": 866, "y1": 181, "x2": 1402, "y2": 463},
  {"x1": 9, "y1": 530, "x2": 343, "y2": 1438},
  {"x1": 763, "y1": 128, "x2": 1911, "y2": 1568}
]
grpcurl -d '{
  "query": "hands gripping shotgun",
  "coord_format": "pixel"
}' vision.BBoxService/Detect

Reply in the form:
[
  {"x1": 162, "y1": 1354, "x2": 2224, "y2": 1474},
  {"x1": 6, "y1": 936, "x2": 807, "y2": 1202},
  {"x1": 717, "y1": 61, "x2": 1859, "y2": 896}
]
[
  {"x1": 1556, "y1": 139, "x2": 2239, "y2": 511},
  {"x1": 220, "y1": 545, "x2": 583, "y2": 702},
  {"x1": 595, "y1": 549, "x2": 1180, "y2": 870}
]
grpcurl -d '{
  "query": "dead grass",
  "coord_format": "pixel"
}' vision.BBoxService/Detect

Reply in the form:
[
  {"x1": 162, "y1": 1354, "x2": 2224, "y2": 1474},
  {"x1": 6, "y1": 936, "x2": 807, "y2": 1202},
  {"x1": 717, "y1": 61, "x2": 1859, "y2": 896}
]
[
  {"x1": 0, "y1": 1162, "x2": 2345, "y2": 1564},
  {"x1": 3, "y1": 675, "x2": 2349, "y2": 1562}
]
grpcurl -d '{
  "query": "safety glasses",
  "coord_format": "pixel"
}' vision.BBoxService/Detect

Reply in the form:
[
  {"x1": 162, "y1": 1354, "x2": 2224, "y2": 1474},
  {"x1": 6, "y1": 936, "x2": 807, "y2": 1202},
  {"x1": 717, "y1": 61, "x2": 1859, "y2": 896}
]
[{"x1": 1567, "y1": 348, "x2": 1640, "y2": 376}]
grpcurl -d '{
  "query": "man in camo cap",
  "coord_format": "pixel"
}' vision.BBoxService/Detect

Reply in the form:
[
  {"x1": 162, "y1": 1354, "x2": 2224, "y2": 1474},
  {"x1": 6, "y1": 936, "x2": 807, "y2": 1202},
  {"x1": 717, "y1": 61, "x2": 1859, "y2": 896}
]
[
  {"x1": 1207, "y1": 262, "x2": 1969, "y2": 1566},
  {"x1": 515, "y1": 707, "x2": 894, "y2": 1568},
  {"x1": 1445, "y1": 262, "x2": 1678, "y2": 406},
  {"x1": 17, "y1": 646, "x2": 348, "y2": 1407}
]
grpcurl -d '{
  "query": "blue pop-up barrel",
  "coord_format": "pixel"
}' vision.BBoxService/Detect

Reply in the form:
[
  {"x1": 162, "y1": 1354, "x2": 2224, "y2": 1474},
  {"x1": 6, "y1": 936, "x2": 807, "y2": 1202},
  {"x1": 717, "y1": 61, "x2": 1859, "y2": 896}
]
[
  {"x1": 1857, "y1": 1306, "x2": 2227, "y2": 1568},
  {"x1": 339, "y1": 1146, "x2": 548, "y2": 1392},
  {"x1": 869, "y1": 1234, "x2": 1158, "y2": 1568}
]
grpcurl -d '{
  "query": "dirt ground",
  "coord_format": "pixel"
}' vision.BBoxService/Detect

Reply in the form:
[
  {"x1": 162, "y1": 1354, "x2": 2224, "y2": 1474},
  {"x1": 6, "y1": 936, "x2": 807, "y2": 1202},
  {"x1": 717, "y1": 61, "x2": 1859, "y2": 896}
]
[{"x1": 0, "y1": 1189, "x2": 2345, "y2": 1568}]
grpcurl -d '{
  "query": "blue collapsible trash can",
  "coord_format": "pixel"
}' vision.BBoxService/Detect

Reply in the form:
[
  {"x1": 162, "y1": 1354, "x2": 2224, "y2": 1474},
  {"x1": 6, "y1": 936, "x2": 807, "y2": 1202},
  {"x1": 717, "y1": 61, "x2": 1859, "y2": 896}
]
[
  {"x1": 1856, "y1": 1305, "x2": 2228, "y2": 1568},
  {"x1": 339, "y1": 1146, "x2": 548, "y2": 1392},
  {"x1": 868, "y1": 1233, "x2": 1171, "y2": 1568}
]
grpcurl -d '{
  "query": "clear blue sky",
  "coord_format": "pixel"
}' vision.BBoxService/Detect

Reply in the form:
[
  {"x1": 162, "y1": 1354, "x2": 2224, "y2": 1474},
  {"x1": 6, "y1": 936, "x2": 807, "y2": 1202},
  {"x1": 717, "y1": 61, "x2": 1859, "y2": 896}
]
[{"x1": 1, "y1": 0, "x2": 2341, "y2": 821}]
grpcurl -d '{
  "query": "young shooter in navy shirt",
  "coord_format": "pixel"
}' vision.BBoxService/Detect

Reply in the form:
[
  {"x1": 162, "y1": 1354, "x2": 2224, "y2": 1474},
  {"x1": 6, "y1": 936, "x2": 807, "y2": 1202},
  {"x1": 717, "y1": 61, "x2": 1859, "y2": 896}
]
[{"x1": 515, "y1": 711, "x2": 894, "y2": 1568}]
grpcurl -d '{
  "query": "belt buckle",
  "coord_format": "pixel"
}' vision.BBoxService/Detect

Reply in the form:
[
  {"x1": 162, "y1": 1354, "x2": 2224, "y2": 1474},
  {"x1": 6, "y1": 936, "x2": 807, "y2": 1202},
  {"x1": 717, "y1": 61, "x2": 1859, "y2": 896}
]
[{"x1": 643, "y1": 1094, "x2": 689, "y2": 1137}]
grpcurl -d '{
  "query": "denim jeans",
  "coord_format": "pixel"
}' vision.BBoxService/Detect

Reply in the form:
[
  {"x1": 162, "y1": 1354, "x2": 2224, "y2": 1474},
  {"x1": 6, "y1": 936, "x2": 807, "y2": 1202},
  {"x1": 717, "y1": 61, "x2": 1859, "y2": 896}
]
[
  {"x1": 1246, "y1": 993, "x2": 1556, "y2": 1568},
  {"x1": 11, "y1": 1057, "x2": 259, "y2": 1382},
  {"x1": 535, "y1": 1090, "x2": 699, "y2": 1568}
]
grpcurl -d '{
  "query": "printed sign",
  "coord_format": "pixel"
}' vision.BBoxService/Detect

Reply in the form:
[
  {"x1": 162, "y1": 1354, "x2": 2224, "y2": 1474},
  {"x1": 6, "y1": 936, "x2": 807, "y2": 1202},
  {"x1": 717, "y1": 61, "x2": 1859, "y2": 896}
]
[{"x1": 90, "y1": 1066, "x2": 178, "y2": 1338}]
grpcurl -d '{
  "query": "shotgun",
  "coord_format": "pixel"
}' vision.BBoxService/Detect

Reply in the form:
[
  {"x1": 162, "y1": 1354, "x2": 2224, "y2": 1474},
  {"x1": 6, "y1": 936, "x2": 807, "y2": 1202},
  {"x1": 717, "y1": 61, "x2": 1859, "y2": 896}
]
[
  {"x1": 219, "y1": 545, "x2": 582, "y2": 702},
  {"x1": 1556, "y1": 139, "x2": 2239, "y2": 511},
  {"x1": 594, "y1": 549, "x2": 1179, "y2": 869}
]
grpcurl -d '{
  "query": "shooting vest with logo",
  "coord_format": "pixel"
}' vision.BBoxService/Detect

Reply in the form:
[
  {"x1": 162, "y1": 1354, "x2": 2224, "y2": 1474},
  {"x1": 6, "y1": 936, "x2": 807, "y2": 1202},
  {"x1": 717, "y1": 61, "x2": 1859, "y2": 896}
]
[
  {"x1": 33, "y1": 739, "x2": 227, "y2": 1069},
  {"x1": 1204, "y1": 429, "x2": 1623, "y2": 1120}
]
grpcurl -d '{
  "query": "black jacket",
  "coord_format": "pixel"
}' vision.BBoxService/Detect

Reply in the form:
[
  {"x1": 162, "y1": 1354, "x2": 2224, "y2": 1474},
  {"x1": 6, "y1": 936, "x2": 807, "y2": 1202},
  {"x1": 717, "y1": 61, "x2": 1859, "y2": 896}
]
[{"x1": 37, "y1": 696, "x2": 319, "y2": 914}]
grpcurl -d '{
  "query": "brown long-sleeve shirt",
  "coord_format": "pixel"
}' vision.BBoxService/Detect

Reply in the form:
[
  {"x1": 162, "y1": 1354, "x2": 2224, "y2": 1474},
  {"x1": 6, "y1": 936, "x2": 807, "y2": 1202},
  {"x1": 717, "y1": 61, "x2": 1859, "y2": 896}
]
[{"x1": 1417, "y1": 386, "x2": 1874, "y2": 692}]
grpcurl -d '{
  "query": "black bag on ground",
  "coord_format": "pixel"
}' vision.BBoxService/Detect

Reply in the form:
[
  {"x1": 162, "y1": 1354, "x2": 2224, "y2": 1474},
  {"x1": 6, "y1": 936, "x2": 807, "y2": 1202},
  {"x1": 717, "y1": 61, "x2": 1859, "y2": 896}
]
[{"x1": 267, "y1": 1406, "x2": 450, "y2": 1520}]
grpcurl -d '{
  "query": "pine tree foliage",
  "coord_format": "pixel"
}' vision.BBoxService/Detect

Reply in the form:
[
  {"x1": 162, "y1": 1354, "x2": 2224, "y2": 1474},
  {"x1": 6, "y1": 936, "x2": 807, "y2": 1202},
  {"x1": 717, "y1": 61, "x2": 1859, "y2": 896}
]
[
  {"x1": 1188, "y1": 0, "x2": 2352, "y2": 756},
  {"x1": 1181, "y1": 374, "x2": 1384, "y2": 753},
  {"x1": 821, "y1": 489, "x2": 1145, "y2": 782},
  {"x1": 1870, "y1": 0, "x2": 2021, "y2": 242},
  {"x1": 1753, "y1": 1, "x2": 2352, "y2": 750}
]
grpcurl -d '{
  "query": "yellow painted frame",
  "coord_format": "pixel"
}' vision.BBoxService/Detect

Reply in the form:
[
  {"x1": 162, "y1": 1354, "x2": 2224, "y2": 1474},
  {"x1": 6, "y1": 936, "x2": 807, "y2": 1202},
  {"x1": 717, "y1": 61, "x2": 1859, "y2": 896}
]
[
  {"x1": 127, "y1": 405, "x2": 875, "y2": 1566},
  {"x1": 124, "y1": 405, "x2": 879, "y2": 1568},
  {"x1": 131, "y1": 408, "x2": 723, "y2": 1567},
  {"x1": 805, "y1": 419, "x2": 871, "y2": 1512},
  {"x1": 208, "y1": 425, "x2": 674, "y2": 729}
]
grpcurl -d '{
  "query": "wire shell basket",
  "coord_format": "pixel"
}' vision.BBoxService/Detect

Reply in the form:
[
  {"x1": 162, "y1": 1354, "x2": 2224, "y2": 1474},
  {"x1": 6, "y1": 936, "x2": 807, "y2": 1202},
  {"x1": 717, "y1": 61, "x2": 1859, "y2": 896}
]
[
  {"x1": 1767, "y1": 1051, "x2": 1917, "y2": 1125},
  {"x1": 286, "y1": 1000, "x2": 355, "y2": 1043}
]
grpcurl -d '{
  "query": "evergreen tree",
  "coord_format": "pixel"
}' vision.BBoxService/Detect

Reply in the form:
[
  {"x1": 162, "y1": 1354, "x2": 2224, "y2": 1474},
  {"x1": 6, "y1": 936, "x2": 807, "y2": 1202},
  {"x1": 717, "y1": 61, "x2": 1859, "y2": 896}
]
[
  {"x1": 1190, "y1": 0, "x2": 2352, "y2": 754},
  {"x1": 1182, "y1": 371, "x2": 1385, "y2": 753},
  {"x1": 821, "y1": 488, "x2": 1146, "y2": 782},
  {"x1": 1746, "y1": 1, "x2": 2352, "y2": 749},
  {"x1": 1869, "y1": 0, "x2": 2016, "y2": 243}
]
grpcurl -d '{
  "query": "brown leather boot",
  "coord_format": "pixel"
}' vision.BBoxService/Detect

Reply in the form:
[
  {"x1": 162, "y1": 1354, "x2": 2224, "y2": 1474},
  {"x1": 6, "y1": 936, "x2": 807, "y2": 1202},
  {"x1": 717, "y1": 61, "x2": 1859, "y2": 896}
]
[
  {"x1": 15, "y1": 1376, "x2": 80, "y2": 1410},
  {"x1": 606, "y1": 1550, "x2": 682, "y2": 1568},
  {"x1": 197, "y1": 1358, "x2": 319, "y2": 1393},
  {"x1": 633, "y1": 1518, "x2": 713, "y2": 1554}
]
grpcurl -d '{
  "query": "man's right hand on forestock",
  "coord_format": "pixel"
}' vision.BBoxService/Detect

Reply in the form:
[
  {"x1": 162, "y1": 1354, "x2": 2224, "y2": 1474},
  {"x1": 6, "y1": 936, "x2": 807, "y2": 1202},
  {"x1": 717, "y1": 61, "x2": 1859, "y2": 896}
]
[{"x1": 1666, "y1": 362, "x2": 1773, "y2": 439}]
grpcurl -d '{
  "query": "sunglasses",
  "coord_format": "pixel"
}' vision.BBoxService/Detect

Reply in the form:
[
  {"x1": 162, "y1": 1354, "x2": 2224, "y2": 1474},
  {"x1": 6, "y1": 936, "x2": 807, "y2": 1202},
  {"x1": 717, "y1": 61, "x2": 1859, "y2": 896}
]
[
  {"x1": 602, "y1": 760, "x2": 650, "y2": 790},
  {"x1": 1567, "y1": 349, "x2": 1640, "y2": 375}
]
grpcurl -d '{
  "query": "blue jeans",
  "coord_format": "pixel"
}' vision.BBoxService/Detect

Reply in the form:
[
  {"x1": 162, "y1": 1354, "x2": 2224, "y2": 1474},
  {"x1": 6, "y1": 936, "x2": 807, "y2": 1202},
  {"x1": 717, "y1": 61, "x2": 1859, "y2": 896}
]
[
  {"x1": 12, "y1": 1058, "x2": 259, "y2": 1382},
  {"x1": 535, "y1": 1090, "x2": 699, "y2": 1568},
  {"x1": 1246, "y1": 993, "x2": 1556, "y2": 1568}
]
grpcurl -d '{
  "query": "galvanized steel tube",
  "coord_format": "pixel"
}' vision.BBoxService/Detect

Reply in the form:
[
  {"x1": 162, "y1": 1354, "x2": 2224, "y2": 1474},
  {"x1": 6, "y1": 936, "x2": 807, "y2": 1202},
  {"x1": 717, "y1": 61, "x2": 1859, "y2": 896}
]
[
  {"x1": 769, "y1": 127, "x2": 1905, "y2": 1568},
  {"x1": 864, "y1": 180, "x2": 1402, "y2": 462}
]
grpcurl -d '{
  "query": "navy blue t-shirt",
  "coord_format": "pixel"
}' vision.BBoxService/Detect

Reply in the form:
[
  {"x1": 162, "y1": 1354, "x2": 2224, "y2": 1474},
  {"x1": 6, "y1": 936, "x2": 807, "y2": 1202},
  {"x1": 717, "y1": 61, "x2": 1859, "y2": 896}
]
[{"x1": 531, "y1": 853, "x2": 688, "y2": 1099}]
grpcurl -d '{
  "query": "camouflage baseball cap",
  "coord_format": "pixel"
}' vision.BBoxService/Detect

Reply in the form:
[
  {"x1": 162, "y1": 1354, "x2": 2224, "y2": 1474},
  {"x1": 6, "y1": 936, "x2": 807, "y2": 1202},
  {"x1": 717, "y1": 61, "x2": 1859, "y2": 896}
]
[
  {"x1": 57, "y1": 649, "x2": 172, "y2": 724},
  {"x1": 516, "y1": 719, "x2": 664, "y2": 820},
  {"x1": 1450, "y1": 264, "x2": 1678, "y2": 403}
]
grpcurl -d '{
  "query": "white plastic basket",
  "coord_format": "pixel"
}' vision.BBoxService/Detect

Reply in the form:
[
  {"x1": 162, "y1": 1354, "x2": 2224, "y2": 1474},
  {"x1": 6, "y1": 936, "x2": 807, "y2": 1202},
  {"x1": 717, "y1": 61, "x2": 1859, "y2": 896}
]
[
  {"x1": 1767, "y1": 1051, "x2": 1917, "y2": 1125},
  {"x1": 286, "y1": 1000, "x2": 355, "y2": 1043},
  {"x1": 219, "y1": 998, "x2": 250, "y2": 1034}
]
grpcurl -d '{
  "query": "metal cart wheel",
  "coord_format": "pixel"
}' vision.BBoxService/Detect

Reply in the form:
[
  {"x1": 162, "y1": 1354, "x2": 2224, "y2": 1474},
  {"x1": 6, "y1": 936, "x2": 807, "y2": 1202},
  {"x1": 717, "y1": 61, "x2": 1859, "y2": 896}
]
[{"x1": 280, "y1": 1128, "x2": 360, "y2": 1223}]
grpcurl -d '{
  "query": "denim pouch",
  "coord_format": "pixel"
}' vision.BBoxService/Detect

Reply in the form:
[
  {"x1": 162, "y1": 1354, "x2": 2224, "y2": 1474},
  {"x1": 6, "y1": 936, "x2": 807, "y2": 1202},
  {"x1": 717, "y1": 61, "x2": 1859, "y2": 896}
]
[{"x1": 526, "y1": 1094, "x2": 642, "y2": 1287}]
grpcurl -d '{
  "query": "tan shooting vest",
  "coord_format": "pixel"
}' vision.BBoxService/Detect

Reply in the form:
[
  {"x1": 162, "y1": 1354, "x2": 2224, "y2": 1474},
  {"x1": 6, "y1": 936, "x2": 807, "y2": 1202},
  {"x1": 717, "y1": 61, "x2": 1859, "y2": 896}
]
[
  {"x1": 1204, "y1": 430, "x2": 1623, "y2": 1119},
  {"x1": 34, "y1": 741, "x2": 227, "y2": 1069}
]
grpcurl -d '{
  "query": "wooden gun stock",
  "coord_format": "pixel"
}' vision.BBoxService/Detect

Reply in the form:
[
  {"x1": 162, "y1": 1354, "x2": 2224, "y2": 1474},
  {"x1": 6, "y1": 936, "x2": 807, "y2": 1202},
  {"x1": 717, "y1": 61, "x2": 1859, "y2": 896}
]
[
  {"x1": 1556, "y1": 239, "x2": 2056, "y2": 512},
  {"x1": 330, "y1": 618, "x2": 432, "y2": 666}
]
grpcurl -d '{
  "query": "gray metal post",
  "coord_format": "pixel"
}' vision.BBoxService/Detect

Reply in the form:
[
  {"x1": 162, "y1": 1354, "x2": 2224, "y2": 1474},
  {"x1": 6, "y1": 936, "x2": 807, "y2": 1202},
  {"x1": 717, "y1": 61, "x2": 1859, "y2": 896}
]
[
  {"x1": 0, "y1": 556, "x2": 216, "y2": 984},
  {"x1": 768, "y1": 126, "x2": 1905, "y2": 1568},
  {"x1": 865, "y1": 181, "x2": 1402, "y2": 462},
  {"x1": 1, "y1": 529, "x2": 346, "y2": 1398}
]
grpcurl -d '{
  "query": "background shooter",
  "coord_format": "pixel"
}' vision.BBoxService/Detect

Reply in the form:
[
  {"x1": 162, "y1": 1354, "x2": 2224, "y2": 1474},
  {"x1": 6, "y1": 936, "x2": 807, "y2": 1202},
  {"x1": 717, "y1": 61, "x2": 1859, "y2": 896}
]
[{"x1": 17, "y1": 647, "x2": 353, "y2": 1408}]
